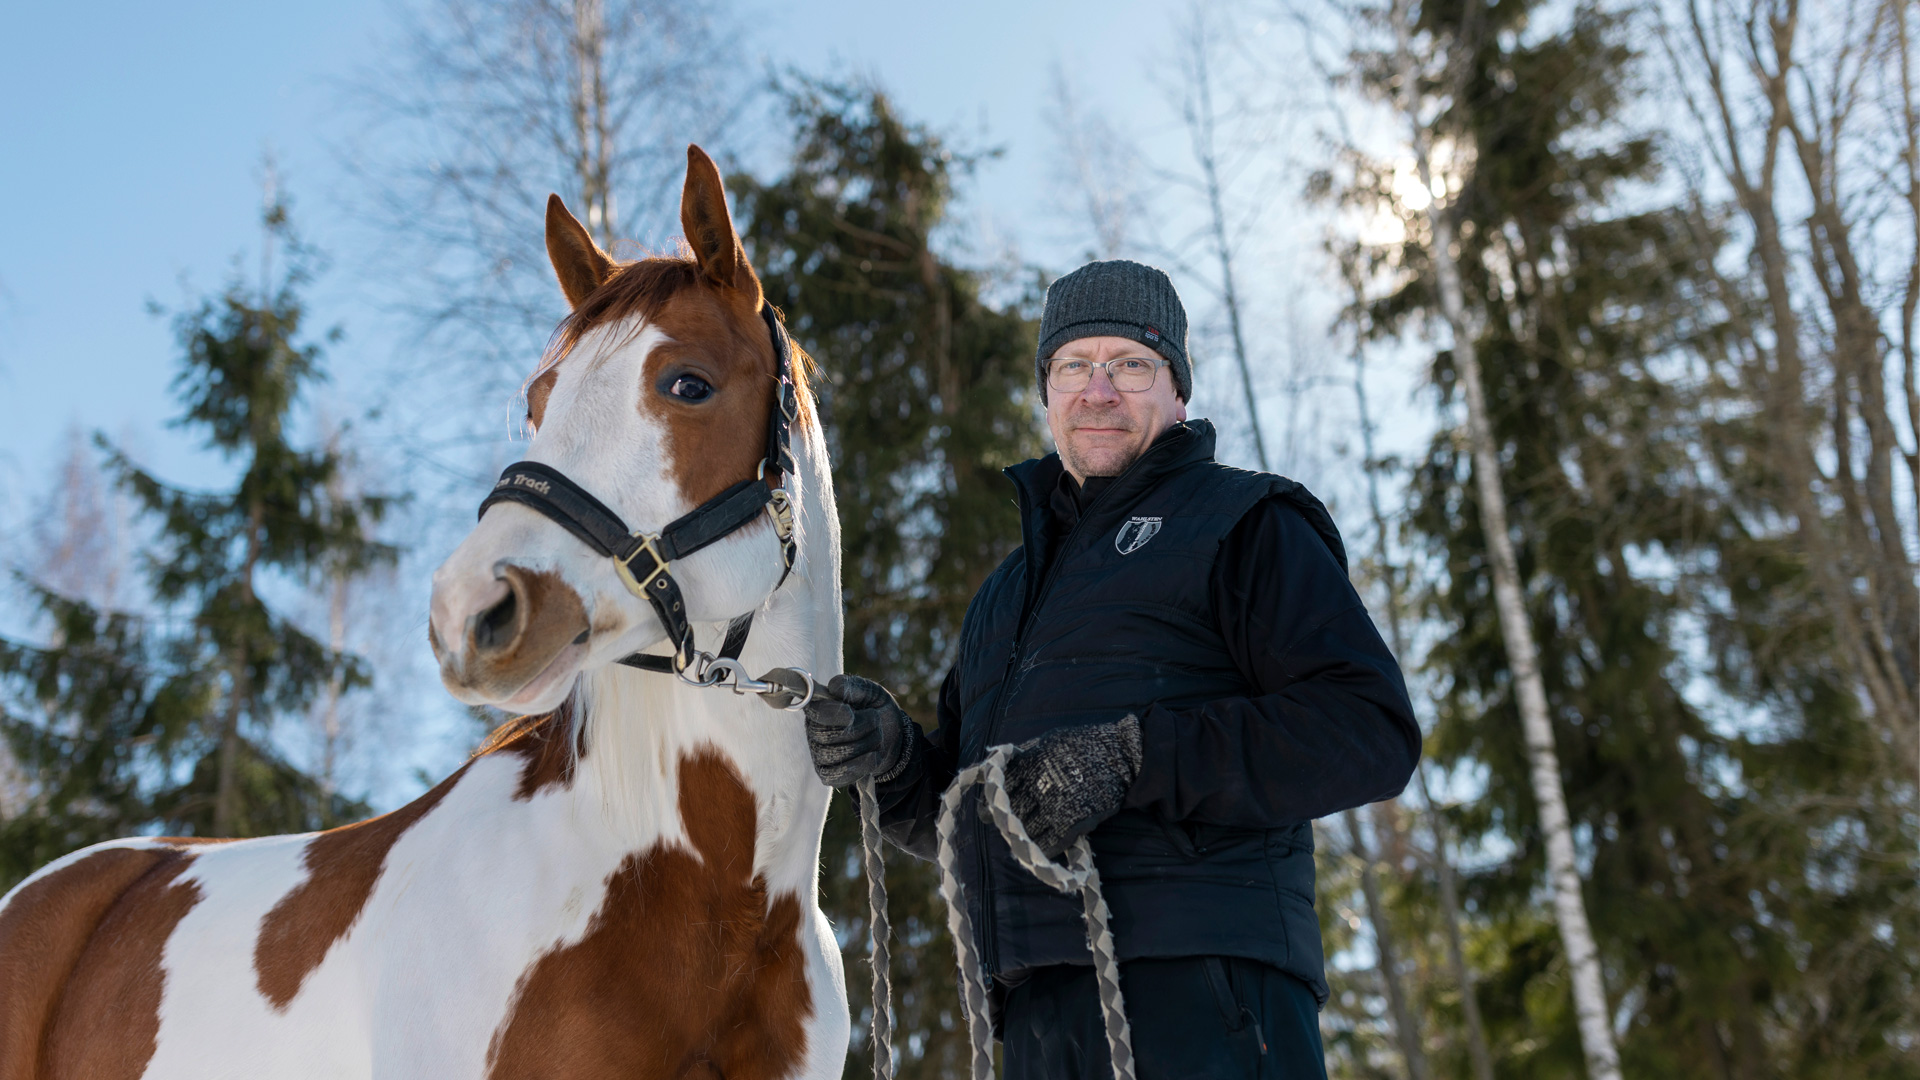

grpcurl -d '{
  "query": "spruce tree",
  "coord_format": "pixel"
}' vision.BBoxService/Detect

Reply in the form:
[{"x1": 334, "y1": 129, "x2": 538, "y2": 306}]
[
  {"x1": 1329, "y1": 1, "x2": 1919, "y2": 1074},
  {"x1": 109, "y1": 197, "x2": 395, "y2": 838},
  {"x1": 0, "y1": 196, "x2": 390, "y2": 876},
  {"x1": 0, "y1": 586, "x2": 212, "y2": 886},
  {"x1": 732, "y1": 78, "x2": 1045, "y2": 1080}
]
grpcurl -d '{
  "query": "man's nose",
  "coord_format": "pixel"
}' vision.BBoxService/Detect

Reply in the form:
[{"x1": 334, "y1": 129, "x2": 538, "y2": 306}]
[{"x1": 1082, "y1": 366, "x2": 1123, "y2": 401}]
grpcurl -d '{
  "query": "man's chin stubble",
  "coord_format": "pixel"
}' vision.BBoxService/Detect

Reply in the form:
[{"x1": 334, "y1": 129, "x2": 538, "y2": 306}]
[{"x1": 1065, "y1": 444, "x2": 1141, "y2": 479}]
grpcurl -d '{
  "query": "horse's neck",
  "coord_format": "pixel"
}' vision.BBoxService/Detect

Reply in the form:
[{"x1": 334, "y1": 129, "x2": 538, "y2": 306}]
[{"x1": 563, "y1": 413, "x2": 840, "y2": 877}]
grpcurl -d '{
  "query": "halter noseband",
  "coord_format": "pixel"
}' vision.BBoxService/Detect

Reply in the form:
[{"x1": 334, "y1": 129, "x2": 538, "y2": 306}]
[{"x1": 476, "y1": 305, "x2": 801, "y2": 676}]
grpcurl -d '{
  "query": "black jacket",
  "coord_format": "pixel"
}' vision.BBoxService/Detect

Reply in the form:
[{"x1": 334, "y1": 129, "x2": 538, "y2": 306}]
[{"x1": 869, "y1": 420, "x2": 1419, "y2": 1003}]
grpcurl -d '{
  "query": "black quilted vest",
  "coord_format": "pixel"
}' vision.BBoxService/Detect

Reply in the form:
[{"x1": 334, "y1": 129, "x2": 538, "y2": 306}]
[{"x1": 950, "y1": 420, "x2": 1337, "y2": 1003}]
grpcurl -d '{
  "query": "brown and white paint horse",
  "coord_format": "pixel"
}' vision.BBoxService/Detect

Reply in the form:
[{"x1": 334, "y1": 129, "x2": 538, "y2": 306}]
[{"x1": 0, "y1": 146, "x2": 850, "y2": 1080}]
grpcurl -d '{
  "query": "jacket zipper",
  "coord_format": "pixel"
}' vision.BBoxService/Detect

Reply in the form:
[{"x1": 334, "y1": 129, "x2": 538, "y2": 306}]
[{"x1": 976, "y1": 478, "x2": 1113, "y2": 975}]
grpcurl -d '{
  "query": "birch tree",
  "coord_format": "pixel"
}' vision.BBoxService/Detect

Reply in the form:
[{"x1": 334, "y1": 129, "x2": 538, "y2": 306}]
[
  {"x1": 1172, "y1": 1, "x2": 1272, "y2": 469},
  {"x1": 1339, "y1": 808, "x2": 1430, "y2": 1080},
  {"x1": 28, "y1": 427, "x2": 136, "y2": 613},
  {"x1": 343, "y1": 0, "x2": 745, "y2": 489},
  {"x1": 1340, "y1": 254, "x2": 1496, "y2": 1080},
  {"x1": 1377, "y1": 1, "x2": 1622, "y2": 1073},
  {"x1": 306, "y1": 417, "x2": 408, "y2": 800},
  {"x1": 1662, "y1": 0, "x2": 1919, "y2": 781},
  {"x1": 1043, "y1": 66, "x2": 1144, "y2": 262}
]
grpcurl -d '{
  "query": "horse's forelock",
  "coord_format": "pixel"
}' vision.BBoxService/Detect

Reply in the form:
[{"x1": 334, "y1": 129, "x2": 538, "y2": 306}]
[{"x1": 524, "y1": 254, "x2": 705, "y2": 431}]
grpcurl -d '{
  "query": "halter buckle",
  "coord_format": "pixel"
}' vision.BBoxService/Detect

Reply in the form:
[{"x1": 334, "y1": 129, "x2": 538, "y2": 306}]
[
  {"x1": 767, "y1": 487, "x2": 796, "y2": 544},
  {"x1": 615, "y1": 532, "x2": 669, "y2": 599}
]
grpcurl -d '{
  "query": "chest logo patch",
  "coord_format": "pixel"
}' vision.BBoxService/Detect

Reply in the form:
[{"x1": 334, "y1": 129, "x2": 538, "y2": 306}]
[{"x1": 1115, "y1": 516, "x2": 1163, "y2": 555}]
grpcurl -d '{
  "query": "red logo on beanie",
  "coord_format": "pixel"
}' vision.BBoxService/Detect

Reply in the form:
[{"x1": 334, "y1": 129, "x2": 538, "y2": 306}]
[{"x1": 1144, "y1": 326, "x2": 1161, "y2": 342}]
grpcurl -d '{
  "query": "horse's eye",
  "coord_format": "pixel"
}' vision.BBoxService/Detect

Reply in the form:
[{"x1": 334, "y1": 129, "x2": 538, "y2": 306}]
[{"x1": 668, "y1": 374, "x2": 713, "y2": 401}]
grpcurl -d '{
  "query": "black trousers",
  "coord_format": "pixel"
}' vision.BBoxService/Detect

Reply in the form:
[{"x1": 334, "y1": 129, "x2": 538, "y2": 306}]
[{"x1": 1000, "y1": 957, "x2": 1327, "y2": 1080}]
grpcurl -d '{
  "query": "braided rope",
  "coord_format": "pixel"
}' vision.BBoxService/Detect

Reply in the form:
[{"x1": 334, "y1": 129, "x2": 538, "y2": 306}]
[
  {"x1": 761, "y1": 671, "x2": 1128, "y2": 1079},
  {"x1": 753, "y1": 670, "x2": 895, "y2": 1080},
  {"x1": 936, "y1": 769, "x2": 996, "y2": 1080},
  {"x1": 934, "y1": 746, "x2": 1136, "y2": 1080},
  {"x1": 855, "y1": 777, "x2": 894, "y2": 1080}
]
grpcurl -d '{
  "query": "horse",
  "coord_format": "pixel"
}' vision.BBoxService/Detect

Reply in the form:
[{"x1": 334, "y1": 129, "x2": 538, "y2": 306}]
[{"x1": 0, "y1": 145, "x2": 851, "y2": 1080}]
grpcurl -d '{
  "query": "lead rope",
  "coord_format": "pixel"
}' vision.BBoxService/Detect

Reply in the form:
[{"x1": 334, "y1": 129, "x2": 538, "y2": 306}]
[
  {"x1": 936, "y1": 747, "x2": 1136, "y2": 1080},
  {"x1": 758, "y1": 671, "x2": 893, "y2": 1080},
  {"x1": 754, "y1": 673, "x2": 1132, "y2": 1080},
  {"x1": 855, "y1": 776, "x2": 894, "y2": 1080}
]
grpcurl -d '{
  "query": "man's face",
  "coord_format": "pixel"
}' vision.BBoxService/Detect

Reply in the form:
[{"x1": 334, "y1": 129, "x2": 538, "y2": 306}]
[{"x1": 1044, "y1": 335, "x2": 1187, "y2": 482}]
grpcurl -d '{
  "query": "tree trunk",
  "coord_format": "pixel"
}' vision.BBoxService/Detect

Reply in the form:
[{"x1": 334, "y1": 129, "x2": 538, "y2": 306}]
[
  {"x1": 1345, "y1": 809, "x2": 1429, "y2": 1080},
  {"x1": 1437, "y1": 203, "x2": 1621, "y2": 1080},
  {"x1": 213, "y1": 646, "x2": 246, "y2": 837},
  {"x1": 319, "y1": 436, "x2": 355, "y2": 805},
  {"x1": 1387, "y1": 4, "x2": 1622, "y2": 1077},
  {"x1": 1347, "y1": 264, "x2": 1497, "y2": 1080},
  {"x1": 215, "y1": 490, "x2": 267, "y2": 837},
  {"x1": 1680, "y1": 0, "x2": 1918, "y2": 774},
  {"x1": 570, "y1": 0, "x2": 616, "y2": 245},
  {"x1": 1414, "y1": 769, "x2": 1496, "y2": 1080},
  {"x1": 1180, "y1": 3, "x2": 1268, "y2": 470},
  {"x1": 1786, "y1": 43, "x2": 1920, "y2": 740},
  {"x1": 322, "y1": 563, "x2": 348, "y2": 801},
  {"x1": 1898, "y1": 0, "x2": 1920, "y2": 514}
]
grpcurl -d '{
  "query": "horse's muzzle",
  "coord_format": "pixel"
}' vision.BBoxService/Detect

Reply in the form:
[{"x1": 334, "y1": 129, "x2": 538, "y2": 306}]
[{"x1": 430, "y1": 563, "x2": 590, "y2": 707}]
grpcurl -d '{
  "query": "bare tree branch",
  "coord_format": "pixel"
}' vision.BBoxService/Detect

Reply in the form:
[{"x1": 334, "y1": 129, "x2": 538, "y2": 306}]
[{"x1": 337, "y1": 0, "x2": 749, "y2": 495}]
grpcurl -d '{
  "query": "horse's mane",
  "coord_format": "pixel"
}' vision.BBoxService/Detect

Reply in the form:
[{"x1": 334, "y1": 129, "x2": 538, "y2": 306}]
[
  {"x1": 473, "y1": 699, "x2": 583, "y2": 800},
  {"x1": 547, "y1": 254, "x2": 702, "y2": 367}
]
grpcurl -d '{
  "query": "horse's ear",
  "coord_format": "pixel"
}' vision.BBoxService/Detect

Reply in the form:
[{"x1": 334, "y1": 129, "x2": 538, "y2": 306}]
[
  {"x1": 545, "y1": 194, "x2": 615, "y2": 310},
  {"x1": 680, "y1": 145, "x2": 753, "y2": 296}
]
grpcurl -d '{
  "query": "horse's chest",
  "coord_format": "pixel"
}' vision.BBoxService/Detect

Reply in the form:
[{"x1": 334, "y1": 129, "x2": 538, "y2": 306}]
[{"x1": 483, "y1": 752, "x2": 814, "y2": 1080}]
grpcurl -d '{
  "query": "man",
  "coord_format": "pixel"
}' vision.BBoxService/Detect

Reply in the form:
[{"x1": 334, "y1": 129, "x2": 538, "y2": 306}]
[{"x1": 805, "y1": 260, "x2": 1420, "y2": 1079}]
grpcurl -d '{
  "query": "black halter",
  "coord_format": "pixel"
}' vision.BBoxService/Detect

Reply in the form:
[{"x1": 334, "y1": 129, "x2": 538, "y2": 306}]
[{"x1": 477, "y1": 305, "x2": 801, "y2": 675}]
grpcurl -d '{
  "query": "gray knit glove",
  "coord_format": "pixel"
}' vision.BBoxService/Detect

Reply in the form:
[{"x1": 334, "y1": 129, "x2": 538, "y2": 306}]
[
  {"x1": 998, "y1": 715, "x2": 1144, "y2": 858},
  {"x1": 803, "y1": 674, "x2": 916, "y2": 788}
]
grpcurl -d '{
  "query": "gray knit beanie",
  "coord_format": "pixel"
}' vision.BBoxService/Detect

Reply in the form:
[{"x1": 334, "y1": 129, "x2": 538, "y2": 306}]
[{"x1": 1035, "y1": 259, "x2": 1191, "y2": 403}]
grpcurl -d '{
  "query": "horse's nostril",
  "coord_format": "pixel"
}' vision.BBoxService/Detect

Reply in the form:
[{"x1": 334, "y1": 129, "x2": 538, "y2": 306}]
[{"x1": 474, "y1": 590, "x2": 519, "y2": 653}]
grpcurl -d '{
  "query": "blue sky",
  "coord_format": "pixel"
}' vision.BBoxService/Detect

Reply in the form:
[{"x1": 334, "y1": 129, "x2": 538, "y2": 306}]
[
  {"x1": 0, "y1": 0, "x2": 1178, "y2": 491},
  {"x1": 0, "y1": 0, "x2": 1427, "y2": 805},
  {"x1": 1, "y1": 1, "x2": 384, "y2": 484},
  {"x1": 0, "y1": 0, "x2": 1248, "y2": 796}
]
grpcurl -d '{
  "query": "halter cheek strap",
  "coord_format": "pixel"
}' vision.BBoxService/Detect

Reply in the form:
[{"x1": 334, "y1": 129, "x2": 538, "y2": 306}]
[{"x1": 476, "y1": 306, "x2": 801, "y2": 674}]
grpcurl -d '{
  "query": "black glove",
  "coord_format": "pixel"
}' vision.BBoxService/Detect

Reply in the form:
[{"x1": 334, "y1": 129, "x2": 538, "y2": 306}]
[
  {"x1": 998, "y1": 714, "x2": 1144, "y2": 858},
  {"x1": 803, "y1": 674, "x2": 916, "y2": 788}
]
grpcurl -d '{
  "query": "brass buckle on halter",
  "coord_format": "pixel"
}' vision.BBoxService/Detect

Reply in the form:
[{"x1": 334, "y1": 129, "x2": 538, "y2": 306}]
[
  {"x1": 766, "y1": 487, "x2": 796, "y2": 544},
  {"x1": 615, "y1": 532, "x2": 669, "y2": 599}
]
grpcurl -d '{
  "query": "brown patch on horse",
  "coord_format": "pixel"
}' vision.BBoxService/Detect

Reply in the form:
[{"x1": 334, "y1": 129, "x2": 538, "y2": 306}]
[
  {"x1": 459, "y1": 565, "x2": 589, "y2": 703},
  {"x1": 643, "y1": 284, "x2": 783, "y2": 504},
  {"x1": 253, "y1": 765, "x2": 469, "y2": 1010},
  {"x1": 475, "y1": 695, "x2": 586, "y2": 800},
  {"x1": 484, "y1": 747, "x2": 812, "y2": 1080},
  {"x1": 0, "y1": 846, "x2": 203, "y2": 1080},
  {"x1": 0, "y1": 847, "x2": 171, "y2": 1080}
]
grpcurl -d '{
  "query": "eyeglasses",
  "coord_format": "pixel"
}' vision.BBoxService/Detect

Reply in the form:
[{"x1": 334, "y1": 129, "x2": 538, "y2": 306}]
[{"x1": 1044, "y1": 356, "x2": 1169, "y2": 394}]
